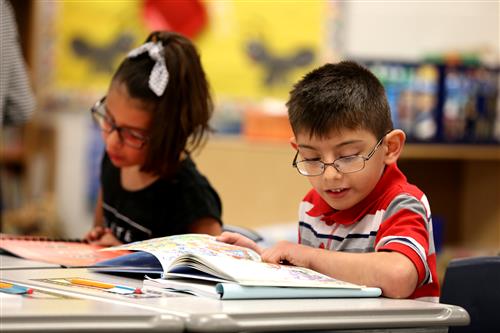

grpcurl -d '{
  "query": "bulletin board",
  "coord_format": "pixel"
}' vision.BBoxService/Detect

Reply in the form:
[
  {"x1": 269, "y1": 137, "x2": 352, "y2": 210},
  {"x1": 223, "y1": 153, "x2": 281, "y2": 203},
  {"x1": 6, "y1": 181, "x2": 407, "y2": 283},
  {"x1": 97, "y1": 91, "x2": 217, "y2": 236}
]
[
  {"x1": 53, "y1": 1, "x2": 147, "y2": 93},
  {"x1": 197, "y1": 1, "x2": 325, "y2": 100}
]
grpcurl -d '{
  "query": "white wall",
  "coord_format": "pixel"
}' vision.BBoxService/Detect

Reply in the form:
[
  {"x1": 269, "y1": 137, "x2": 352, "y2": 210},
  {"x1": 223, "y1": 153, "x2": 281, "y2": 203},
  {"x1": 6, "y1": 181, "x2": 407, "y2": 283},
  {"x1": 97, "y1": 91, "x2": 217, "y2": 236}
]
[
  {"x1": 55, "y1": 111, "x2": 93, "y2": 238},
  {"x1": 343, "y1": 1, "x2": 499, "y2": 63}
]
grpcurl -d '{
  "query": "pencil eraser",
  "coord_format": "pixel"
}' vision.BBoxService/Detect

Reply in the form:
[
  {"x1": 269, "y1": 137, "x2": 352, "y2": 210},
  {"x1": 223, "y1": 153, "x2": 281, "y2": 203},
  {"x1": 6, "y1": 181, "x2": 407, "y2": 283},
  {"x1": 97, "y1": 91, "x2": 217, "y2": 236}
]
[{"x1": 134, "y1": 288, "x2": 142, "y2": 294}]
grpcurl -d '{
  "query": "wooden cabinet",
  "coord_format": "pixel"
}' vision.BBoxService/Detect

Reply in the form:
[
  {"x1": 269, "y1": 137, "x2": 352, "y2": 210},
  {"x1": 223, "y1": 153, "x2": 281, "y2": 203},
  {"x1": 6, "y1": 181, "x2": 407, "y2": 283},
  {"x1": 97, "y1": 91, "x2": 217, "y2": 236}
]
[
  {"x1": 398, "y1": 145, "x2": 499, "y2": 249},
  {"x1": 194, "y1": 138, "x2": 500, "y2": 249}
]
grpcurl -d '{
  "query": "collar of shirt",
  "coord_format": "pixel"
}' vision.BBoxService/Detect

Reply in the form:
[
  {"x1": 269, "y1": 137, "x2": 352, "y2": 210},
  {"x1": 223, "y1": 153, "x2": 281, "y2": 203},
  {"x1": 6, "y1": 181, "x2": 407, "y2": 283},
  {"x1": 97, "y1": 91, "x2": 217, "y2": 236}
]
[{"x1": 306, "y1": 163, "x2": 406, "y2": 226}]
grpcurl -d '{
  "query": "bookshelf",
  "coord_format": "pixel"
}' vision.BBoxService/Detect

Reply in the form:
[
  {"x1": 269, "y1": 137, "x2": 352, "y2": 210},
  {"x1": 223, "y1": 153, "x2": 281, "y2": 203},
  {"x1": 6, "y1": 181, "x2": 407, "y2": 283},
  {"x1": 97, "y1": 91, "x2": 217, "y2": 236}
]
[
  {"x1": 194, "y1": 137, "x2": 500, "y2": 249},
  {"x1": 0, "y1": 121, "x2": 56, "y2": 234},
  {"x1": 1, "y1": 126, "x2": 29, "y2": 217}
]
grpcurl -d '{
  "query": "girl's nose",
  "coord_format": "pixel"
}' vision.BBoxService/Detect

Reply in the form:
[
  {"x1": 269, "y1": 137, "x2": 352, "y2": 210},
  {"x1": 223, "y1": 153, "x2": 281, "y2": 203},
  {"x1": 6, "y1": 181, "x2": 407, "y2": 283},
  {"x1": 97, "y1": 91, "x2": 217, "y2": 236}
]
[{"x1": 104, "y1": 130, "x2": 123, "y2": 149}]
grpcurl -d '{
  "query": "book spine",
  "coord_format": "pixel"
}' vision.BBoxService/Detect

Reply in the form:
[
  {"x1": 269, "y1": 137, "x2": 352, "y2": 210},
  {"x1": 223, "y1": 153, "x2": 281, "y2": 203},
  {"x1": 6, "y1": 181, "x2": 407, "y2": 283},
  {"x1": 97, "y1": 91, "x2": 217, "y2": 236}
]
[{"x1": 0, "y1": 234, "x2": 87, "y2": 243}]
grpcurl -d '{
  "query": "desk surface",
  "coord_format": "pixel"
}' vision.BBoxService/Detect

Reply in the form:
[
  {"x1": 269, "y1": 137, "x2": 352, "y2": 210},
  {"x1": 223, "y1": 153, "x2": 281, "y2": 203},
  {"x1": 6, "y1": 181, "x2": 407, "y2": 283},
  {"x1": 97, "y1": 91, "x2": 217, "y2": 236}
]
[
  {"x1": 0, "y1": 254, "x2": 61, "y2": 270},
  {"x1": 0, "y1": 291, "x2": 183, "y2": 332},
  {"x1": 1, "y1": 267, "x2": 470, "y2": 333}
]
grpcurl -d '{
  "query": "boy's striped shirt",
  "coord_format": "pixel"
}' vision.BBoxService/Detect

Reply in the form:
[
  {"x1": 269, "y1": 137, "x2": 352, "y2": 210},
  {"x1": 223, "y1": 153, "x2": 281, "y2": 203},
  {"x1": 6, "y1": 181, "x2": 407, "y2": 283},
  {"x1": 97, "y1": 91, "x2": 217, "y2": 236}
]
[{"x1": 298, "y1": 163, "x2": 440, "y2": 302}]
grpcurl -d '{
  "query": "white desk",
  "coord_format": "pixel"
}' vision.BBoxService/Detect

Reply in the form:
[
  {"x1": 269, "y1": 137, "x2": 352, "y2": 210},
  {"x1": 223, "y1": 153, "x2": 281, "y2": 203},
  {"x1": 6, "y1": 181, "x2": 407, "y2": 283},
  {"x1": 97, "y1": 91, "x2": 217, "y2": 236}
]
[
  {"x1": 1, "y1": 261, "x2": 184, "y2": 332},
  {"x1": 1, "y1": 268, "x2": 470, "y2": 333},
  {"x1": 0, "y1": 292, "x2": 183, "y2": 332},
  {"x1": 0, "y1": 254, "x2": 61, "y2": 270}
]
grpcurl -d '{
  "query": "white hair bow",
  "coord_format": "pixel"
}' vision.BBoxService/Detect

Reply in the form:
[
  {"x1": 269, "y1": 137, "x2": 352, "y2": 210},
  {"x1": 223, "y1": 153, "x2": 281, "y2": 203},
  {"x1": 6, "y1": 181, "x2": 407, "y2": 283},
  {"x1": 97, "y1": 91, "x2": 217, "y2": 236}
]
[{"x1": 127, "y1": 41, "x2": 169, "y2": 96}]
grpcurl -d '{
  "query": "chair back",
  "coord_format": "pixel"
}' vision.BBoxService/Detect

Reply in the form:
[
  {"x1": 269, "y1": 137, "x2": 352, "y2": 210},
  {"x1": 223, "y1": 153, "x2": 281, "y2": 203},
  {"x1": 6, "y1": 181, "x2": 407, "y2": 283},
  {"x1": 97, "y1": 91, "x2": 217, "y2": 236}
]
[{"x1": 440, "y1": 256, "x2": 500, "y2": 332}]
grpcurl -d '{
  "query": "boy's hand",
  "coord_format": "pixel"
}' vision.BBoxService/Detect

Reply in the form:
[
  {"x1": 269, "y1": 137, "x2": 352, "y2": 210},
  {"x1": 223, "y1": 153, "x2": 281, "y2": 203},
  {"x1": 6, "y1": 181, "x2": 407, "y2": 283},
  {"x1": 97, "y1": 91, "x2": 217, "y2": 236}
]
[
  {"x1": 84, "y1": 226, "x2": 122, "y2": 247},
  {"x1": 261, "y1": 241, "x2": 315, "y2": 268},
  {"x1": 216, "y1": 231, "x2": 263, "y2": 254}
]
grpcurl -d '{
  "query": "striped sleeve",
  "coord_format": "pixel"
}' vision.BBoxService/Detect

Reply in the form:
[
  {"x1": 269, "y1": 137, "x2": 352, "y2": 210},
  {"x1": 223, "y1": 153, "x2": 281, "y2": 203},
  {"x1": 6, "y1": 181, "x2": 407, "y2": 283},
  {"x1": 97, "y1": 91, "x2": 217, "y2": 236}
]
[
  {"x1": 0, "y1": 0, "x2": 36, "y2": 126},
  {"x1": 375, "y1": 193, "x2": 433, "y2": 286}
]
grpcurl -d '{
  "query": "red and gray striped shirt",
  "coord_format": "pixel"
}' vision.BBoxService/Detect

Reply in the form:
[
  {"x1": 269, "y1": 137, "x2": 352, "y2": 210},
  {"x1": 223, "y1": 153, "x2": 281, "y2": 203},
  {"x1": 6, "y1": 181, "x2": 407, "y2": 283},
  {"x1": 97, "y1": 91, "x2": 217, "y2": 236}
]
[{"x1": 298, "y1": 163, "x2": 440, "y2": 302}]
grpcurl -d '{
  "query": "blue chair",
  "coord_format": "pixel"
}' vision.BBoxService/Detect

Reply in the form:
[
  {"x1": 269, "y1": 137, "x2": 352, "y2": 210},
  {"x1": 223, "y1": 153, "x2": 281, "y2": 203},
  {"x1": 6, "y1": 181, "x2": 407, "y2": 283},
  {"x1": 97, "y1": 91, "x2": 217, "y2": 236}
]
[
  {"x1": 440, "y1": 255, "x2": 500, "y2": 333},
  {"x1": 222, "y1": 224, "x2": 263, "y2": 243}
]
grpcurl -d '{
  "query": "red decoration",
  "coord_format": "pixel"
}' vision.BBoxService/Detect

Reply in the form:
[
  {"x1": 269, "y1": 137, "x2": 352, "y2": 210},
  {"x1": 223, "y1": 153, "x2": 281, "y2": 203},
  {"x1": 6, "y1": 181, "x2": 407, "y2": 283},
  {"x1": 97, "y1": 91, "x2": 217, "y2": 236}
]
[{"x1": 142, "y1": 0, "x2": 208, "y2": 38}]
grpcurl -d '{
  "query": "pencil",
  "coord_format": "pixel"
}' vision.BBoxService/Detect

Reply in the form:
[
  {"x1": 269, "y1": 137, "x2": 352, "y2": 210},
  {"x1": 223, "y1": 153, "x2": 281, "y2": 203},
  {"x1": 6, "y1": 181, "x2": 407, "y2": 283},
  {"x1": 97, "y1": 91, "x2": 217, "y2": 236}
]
[{"x1": 69, "y1": 278, "x2": 115, "y2": 289}]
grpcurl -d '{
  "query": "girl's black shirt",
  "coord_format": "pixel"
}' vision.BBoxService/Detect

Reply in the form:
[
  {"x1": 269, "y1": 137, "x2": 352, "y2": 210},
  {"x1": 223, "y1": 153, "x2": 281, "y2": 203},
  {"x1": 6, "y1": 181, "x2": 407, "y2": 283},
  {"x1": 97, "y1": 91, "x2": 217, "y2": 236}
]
[{"x1": 100, "y1": 153, "x2": 222, "y2": 243}]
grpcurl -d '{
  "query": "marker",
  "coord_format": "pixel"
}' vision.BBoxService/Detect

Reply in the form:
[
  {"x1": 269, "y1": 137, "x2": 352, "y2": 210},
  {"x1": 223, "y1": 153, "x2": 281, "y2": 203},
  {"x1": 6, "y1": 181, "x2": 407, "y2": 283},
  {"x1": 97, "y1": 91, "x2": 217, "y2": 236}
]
[
  {"x1": 0, "y1": 281, "x2": 34, "y2": 295},
  {"x1": 0, "y1": 282, "x2": 13, "y2": 289}
]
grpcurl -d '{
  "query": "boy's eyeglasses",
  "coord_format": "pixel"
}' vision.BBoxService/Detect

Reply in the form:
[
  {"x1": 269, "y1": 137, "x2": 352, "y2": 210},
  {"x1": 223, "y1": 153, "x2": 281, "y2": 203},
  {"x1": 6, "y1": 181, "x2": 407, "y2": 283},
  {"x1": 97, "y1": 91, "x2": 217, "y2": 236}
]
[
  {"x1": 292, "y1": 134, "x2": 388, "y2": 176},
  {"x1": 90, "y1": 97, "x2": 149, "y2": 149}
]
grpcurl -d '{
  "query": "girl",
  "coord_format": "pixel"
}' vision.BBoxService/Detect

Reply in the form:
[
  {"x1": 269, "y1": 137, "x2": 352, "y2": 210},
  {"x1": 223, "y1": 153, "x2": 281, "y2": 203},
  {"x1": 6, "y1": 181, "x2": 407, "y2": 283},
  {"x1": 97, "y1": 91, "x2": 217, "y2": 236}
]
[{"x1": 85, "y1": 31, "x2": 222, "y2": 246}]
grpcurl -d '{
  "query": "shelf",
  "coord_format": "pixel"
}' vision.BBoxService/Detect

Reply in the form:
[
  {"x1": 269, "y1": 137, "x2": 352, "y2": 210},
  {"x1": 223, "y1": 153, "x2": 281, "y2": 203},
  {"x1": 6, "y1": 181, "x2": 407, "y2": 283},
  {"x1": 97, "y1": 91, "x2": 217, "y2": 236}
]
[
  {"x1": 208, "y1": 136, "x2": 500, "y2": 161},
  {"x1": 401, "y1": 144, "x2": 500, "y2": 161}
]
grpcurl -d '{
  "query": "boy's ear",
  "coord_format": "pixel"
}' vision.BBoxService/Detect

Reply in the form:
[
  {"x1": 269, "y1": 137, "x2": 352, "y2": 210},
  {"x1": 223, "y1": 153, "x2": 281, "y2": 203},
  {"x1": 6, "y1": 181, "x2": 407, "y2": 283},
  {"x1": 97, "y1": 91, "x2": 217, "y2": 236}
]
[
  {"x1": 384, "y1": 129, "x2": 406, "y2": 165},
  {"x1": 289, "y1": 136, "x2": 298, "y2": 150}
]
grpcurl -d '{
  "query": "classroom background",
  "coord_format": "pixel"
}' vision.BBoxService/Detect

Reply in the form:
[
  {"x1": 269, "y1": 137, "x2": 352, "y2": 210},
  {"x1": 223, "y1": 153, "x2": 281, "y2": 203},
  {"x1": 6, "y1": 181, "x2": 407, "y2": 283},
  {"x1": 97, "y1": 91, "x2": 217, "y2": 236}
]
[{"x1": 1, "y1": 0, "x2": 499, "y2": 281}]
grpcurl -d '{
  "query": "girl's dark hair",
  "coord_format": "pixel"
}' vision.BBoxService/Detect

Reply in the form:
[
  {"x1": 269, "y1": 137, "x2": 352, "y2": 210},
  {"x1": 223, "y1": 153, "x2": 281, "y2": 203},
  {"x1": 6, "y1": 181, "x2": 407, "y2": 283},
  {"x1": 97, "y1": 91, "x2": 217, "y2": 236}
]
[
  {"x1": 287, "y1": 61, "x2": 393, "y2": 139},
  {"x1": 111, "y1": 31, "x2": 213, "y2": 178}
]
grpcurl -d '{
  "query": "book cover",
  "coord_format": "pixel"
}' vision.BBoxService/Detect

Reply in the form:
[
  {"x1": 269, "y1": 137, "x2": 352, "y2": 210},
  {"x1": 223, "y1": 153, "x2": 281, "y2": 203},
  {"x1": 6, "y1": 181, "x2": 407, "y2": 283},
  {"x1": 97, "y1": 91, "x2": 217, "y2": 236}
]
[
  {"x1": 0, "y1": 234, "x2": 130, "y2": 267},
  {"x1": 94, "y1": 234, "x2": 382, "y2": 298}
]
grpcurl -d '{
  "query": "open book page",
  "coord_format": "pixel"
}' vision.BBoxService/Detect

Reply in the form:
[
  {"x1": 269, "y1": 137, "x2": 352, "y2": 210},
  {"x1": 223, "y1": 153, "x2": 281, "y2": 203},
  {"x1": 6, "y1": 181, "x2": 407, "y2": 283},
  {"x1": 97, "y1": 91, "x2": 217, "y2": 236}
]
[
  {"x1": 100, "y1": 234, "x2": 362, "y2": 289},
  {"x1": 101, "y1": 234, "x2": 261, "y2": 273},
  {"x1": 166, "y1": 254, "x2": 363, "y2": 289}
]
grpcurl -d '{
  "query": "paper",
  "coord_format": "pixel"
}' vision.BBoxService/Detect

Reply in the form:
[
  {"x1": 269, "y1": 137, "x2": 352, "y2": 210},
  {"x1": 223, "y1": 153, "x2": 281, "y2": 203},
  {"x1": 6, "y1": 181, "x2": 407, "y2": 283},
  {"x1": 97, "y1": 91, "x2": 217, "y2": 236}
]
[{"x1": 0, "y1": 234, "x2": 130, "y2": 267}]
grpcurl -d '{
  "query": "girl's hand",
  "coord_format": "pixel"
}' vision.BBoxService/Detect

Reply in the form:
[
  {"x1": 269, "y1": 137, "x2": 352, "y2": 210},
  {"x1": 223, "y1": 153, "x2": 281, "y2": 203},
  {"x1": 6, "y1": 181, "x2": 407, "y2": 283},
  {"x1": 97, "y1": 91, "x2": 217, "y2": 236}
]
[
  {"x1": 216, "y1": 231, "x2": 263, "y2": 254},
  {"x1": 261, "y1": 241, "x2": 315, "y2": 268},
  {"x1": 84, "y1": 226, "x2": 122, "y2": 247},
  {"x1": 94, "y1": 231, "x2": 122, "y2": 247},
  {"x1": 84, "y1": 226, "x2": 108, "y2": 243}
]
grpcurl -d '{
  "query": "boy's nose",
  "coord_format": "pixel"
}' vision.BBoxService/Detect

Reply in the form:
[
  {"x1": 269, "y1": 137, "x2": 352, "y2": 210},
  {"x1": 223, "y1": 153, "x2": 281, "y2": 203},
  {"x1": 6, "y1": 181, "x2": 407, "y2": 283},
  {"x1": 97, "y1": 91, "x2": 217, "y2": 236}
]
[{"x1": 322, "y1": 164, "x2": 342, "y2": 180}]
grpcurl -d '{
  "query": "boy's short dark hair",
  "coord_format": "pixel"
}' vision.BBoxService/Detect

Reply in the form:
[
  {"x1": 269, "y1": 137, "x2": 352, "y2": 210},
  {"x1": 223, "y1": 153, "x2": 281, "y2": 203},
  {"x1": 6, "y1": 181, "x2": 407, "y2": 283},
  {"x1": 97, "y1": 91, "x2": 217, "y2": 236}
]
[{"x1": 287, "y1": 61, "x2": 393, "y2": 139}]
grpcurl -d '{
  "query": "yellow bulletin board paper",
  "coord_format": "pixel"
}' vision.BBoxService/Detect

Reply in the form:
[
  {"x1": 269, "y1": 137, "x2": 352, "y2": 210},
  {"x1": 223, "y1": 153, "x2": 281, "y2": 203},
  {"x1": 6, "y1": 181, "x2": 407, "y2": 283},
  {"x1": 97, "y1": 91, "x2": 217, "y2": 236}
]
[
  {"x1": 54, "y1": 1, "x2": 147, "y2": 92},
  {"x1": 197, "y1": 1, "x2": 324, "y2": 100}
]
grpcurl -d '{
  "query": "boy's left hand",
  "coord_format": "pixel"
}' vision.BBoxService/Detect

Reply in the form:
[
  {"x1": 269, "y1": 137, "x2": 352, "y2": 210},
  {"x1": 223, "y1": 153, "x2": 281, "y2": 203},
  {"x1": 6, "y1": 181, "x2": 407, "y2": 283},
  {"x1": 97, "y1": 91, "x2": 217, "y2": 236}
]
[
  {"x1": 216, "y1": 231, "x2": 263, "y2": 254},
  {"x1": 261, "y1": 241, "x2": 316, "y2": 268}
]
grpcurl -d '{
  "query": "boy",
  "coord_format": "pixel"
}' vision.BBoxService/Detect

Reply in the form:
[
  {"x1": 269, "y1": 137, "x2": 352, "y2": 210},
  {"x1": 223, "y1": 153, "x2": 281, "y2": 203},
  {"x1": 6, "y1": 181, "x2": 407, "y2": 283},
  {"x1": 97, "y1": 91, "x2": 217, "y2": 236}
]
[{"x1": 218, "y1": 61, "x2": 439, "y2": 301}]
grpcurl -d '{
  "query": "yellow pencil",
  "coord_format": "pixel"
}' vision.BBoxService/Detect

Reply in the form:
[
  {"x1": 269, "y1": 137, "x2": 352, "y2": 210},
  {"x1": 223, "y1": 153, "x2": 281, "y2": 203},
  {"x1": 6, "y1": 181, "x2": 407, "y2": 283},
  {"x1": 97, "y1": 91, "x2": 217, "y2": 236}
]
[{"x1": 69, "y1": 278, "x2": 115, "y2": 289}]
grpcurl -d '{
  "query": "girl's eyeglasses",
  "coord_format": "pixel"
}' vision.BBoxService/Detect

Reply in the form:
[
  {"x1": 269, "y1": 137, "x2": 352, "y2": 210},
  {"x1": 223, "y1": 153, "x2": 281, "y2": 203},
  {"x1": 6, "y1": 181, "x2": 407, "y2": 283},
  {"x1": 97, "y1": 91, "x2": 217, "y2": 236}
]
[{"x1": 90, "y1": 97, "x2": 149, "y2": 149}]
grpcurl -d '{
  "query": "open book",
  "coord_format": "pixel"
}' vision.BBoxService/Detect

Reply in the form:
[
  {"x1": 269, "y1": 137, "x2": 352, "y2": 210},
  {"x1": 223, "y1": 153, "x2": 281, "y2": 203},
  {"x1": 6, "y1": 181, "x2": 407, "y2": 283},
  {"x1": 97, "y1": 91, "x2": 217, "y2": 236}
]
[
  {"x1": 94, "y1": 234, "x2": 381, "y2": 299},
  {"x1": 0, "y1": 234, "x2": 130, "y2": 267}
]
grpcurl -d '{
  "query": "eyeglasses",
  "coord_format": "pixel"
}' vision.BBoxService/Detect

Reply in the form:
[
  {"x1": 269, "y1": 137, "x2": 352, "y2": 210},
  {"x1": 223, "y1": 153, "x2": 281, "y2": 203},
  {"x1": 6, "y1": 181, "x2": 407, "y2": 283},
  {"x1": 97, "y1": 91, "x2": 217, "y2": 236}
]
[
  {"x1": 90, "y1": 97, "x2": 149, "y2": 149},
  {"x1": 292, "y1": 134, "x2": 388, "y2": 176}
]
